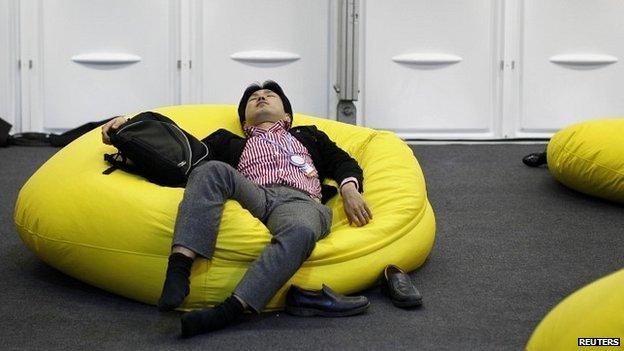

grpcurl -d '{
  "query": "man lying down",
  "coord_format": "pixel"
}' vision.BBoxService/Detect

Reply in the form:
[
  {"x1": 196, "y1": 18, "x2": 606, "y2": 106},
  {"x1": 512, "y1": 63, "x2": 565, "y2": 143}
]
[{"x1": 102, "y1": 80, "x2": 377, "y2": 337}]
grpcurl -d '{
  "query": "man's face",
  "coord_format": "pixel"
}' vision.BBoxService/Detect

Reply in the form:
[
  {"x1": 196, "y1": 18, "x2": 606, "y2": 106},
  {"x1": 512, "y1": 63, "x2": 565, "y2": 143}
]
[{"x1": 244, "y1": 89, "x2": 289, "y2": 127}]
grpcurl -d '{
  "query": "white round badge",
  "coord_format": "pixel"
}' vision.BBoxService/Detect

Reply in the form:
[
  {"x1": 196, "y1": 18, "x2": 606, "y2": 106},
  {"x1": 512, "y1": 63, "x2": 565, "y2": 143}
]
[{"x1": 289, "y1": 155, "x2": 306, "y2": 166}]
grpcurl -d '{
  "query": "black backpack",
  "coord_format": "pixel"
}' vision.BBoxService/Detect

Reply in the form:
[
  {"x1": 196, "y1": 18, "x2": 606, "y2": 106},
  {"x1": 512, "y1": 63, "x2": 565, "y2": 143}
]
[{"x1": 103, "y1": 111, "x2": 209, "y2": 187}]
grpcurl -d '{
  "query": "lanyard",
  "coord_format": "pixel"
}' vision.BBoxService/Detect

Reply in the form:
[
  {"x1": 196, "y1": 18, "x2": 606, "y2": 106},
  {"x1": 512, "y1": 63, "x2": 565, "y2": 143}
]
[
  {"x1": 258, "y1": 134, "x2": 308, "y2": 168},
  {"x1": 258, "y1": 134, "x2": 295, "y2": 156}
]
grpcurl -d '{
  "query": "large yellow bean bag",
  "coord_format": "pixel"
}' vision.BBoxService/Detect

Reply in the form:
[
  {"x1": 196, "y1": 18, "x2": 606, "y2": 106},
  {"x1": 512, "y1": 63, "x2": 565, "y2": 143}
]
[
  {"x1": 526, "y1": 269, "x2": 624, "y2": 351},
  {"x1": 547, "y1": 118, "x2": 624, "y2": 203},
  {"x1": 14, "y1": 105, "x2": 435, "y2": 311}
]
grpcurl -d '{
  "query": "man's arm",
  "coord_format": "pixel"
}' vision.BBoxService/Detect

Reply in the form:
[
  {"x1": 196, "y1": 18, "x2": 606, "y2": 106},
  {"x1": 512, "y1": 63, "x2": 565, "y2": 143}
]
[
  {"x1": 312, "y1": 127, "x2": 363, "y2": 190},
  {"x1": 313, "y1": 127, "x2": 372, "y2": 227},
  {"x1": 201, "y1": 129, "x2": 228, "y2": 162},
  {"x1": 200, "y1": 128, "x2": 244, "y2": 164}
]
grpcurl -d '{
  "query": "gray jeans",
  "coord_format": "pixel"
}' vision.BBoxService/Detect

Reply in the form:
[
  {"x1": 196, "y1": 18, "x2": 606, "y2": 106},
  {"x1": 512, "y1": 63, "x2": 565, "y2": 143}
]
[{"x1": 172, "y1": 160, "x2": 333, "y2": 312}]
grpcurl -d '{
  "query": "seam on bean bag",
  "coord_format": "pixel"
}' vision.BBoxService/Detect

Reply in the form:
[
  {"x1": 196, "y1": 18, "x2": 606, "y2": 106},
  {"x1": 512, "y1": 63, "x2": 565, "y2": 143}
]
[
  {"x1": 556, "y1": 146, "x2": 624, "y2": 178},
  {"x1": 14, "y1": 221, "x2": 167, "y2": 259}
]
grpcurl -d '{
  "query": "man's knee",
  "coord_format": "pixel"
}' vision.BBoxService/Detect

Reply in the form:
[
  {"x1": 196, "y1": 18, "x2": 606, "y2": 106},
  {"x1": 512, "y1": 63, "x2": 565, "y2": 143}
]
[
  {"x1": 194, "y1": 160, "x2": 232, "y2": 174},
  {"x1": 190, "y1": 160, "x2": 234, "y2": 182},
  {"x1": 272, "y1": 223, "x2": 318, "y2": 258}
]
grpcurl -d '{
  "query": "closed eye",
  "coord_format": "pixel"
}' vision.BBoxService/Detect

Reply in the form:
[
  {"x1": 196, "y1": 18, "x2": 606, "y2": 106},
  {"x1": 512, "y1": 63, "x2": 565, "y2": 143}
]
[{"x1": 249, "y1": 92, "x2": 276, "y2": 102}]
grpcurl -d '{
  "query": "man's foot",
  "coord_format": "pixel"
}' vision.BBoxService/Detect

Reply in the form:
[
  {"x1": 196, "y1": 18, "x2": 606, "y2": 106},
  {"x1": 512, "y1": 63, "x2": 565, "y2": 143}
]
[
  {"x1": 158, "y1": 253, "x2": 194, "y2": 312},
  {"x1": 522, "y1": 152, "x2": 547, "y2": 167},
  {"x1": 180, "y1": 296, "x2": 245, "y2": 338}
]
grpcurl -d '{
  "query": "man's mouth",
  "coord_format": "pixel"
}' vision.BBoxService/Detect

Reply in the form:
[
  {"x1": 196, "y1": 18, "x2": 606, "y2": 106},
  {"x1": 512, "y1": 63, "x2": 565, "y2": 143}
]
[{"x1": 257, "y1": 101, "x2": 268, "y2": 107}]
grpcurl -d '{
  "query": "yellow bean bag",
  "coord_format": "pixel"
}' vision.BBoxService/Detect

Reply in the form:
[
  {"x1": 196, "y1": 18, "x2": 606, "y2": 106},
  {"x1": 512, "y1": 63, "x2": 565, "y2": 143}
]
[
  {"x1": 14, "y1": 105, "x2": 435, "y2": 311},
  {"x1": 526, "y1": 269, "x2": 624, "y2": 351},
  {"x1": 547, "y1": 118, "x2": 624, "y2": 203}
]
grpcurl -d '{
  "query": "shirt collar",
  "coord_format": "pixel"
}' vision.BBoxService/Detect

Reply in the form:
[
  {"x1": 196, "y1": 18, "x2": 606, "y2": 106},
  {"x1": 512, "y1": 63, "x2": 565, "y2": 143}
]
[{"x1": 244, "y1": 119, "x2": 291, "y2": 137}]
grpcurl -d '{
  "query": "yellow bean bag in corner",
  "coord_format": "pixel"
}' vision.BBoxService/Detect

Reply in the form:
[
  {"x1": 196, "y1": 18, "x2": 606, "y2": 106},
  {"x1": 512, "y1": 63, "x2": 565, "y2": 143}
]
[
  {"x1": 14, "y1": 105, "x2": 436, "y2": 311},
  {"x1": 526, "y1": 269, "x2": 624, "y2": 351},
  {"x1": 547, "y1": 118, "x2": 624, "y2": 203}
]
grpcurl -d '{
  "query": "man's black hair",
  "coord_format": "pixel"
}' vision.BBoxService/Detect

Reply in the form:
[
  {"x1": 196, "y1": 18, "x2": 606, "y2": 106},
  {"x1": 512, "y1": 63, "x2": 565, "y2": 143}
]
[{"x1": 238, "y1": 80, "x2": 293, "y2": 126}]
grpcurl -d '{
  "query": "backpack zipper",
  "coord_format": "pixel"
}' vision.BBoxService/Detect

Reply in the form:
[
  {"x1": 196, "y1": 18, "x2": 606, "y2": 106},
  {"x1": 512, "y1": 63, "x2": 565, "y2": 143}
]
[
  {"x1": 168, "y1": 124, "x2": 194, "y2": 175},
  {"x1": 115, "y1": 119, "x2": 143, "y2": 134},
  {"x1": 192, "y1": 142, "x2": 209, "y2": 166}
]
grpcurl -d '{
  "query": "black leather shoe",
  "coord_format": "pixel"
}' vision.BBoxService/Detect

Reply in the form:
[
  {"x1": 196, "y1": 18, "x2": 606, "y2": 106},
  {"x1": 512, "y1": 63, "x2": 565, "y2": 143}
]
[
  {"x1": 522, "y1": 152, "x2": 547, "y2": 167},
  {"x1": 285, "y1": 284, "x2": 370, "y2": 317},
  {"x1": 381, "y1": 265, "x2": 422, "y2": 308}
]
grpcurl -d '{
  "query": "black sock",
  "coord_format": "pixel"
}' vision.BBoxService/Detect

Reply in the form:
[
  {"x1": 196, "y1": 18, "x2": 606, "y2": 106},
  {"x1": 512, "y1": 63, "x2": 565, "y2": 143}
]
[
  {"x1": 180, "y1": 296, "x2": 245, "y2": 338},
  {"x1": 157, "y1": 253, "x2": 194, "y2": 312}
]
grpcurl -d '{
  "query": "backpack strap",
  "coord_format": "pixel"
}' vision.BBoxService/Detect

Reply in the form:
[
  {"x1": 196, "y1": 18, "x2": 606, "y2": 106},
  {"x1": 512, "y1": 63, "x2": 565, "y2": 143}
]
[
  {"x1": 50, "y1": 117, "x2": 117, "y2": 147},
  {"x1": 103, "y1": 152, "x2": 138, "y2": 175}
]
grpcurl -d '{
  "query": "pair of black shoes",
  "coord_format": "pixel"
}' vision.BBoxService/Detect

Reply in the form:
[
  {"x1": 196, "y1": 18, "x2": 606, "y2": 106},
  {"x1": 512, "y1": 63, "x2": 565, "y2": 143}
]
[{"x1": 284, "y1": 265, "x2": 422, "y2": 316}]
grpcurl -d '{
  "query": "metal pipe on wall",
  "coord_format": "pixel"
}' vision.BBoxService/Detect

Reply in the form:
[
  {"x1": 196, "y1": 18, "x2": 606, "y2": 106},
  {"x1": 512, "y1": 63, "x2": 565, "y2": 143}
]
[{"x1": 335, "y1": 0, "x2": 359, "y2": 125}]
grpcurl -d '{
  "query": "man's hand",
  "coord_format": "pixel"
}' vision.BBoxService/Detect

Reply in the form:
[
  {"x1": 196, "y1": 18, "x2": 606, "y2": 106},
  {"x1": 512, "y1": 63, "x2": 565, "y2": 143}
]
[
  {"x1": 341, "y1": 182, "x2": 373, "y2": 227},
  {"x1": 101, "y1": 116, "x2": 128, "y2": 145}
]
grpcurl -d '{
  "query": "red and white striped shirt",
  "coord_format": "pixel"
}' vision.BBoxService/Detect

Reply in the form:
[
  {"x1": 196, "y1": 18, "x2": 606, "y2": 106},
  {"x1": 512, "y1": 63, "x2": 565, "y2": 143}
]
[{"x1": 238, "y1": 119, "x2": 323, "y2": 200}]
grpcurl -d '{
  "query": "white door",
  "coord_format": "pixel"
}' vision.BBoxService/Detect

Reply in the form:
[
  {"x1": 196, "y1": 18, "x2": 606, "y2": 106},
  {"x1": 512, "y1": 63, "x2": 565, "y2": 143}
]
[
  {"x1": 20, "y1": 0, "x2": 180, "y2": 132},
  {"x1": 191, "y1": 0, "x2": 332, "y2": 119},
  {"x1": 361, "y1": 0, "x2": 502, "y2": 139},
  {"x1": 511, "y1": 0, "x2": 624, "y2": 138},
  {"x1": 0, "y1": 0, "x2": 18, "y2": 130}
]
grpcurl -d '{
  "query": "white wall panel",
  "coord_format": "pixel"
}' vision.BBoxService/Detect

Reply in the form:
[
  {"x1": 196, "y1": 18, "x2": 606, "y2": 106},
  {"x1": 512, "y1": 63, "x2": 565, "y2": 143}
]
[
  {"x1": 0, "y1": 0, "x2": 17, "y2": 130},
  {"x1": 27, "y1": 0, "x2": 179, "y2": 131},
  {"x1": 195, "y1": 0, "x2": 331, "y2": 119},
  {"x1": 10, "y1": 0, "x2": 622, "y2": 138},
  {"x1": 362, "y1": 0, "x2": 501, "y2": 139},
  {"x1": 518, "y1": 0, "x2": 624, "y2": 136}
]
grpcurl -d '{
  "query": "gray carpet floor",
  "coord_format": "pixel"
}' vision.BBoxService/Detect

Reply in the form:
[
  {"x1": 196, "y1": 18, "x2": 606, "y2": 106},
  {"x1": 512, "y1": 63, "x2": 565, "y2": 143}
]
[{"x1": 1, "y1": 144, "x2": 622, "y2": 351}]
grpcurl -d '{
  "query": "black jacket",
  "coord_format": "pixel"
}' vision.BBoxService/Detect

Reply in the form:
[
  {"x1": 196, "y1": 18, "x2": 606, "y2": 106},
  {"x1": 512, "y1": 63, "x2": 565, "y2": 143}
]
[{"x1": 201, "y1": 125, "x2": 364, "y2": 203}]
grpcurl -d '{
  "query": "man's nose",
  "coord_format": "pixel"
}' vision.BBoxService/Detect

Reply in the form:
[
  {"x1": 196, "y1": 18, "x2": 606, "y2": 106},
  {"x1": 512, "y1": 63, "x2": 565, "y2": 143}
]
[{"x1": 256, "y1": 95, "x2": 267, "y2": 105}]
